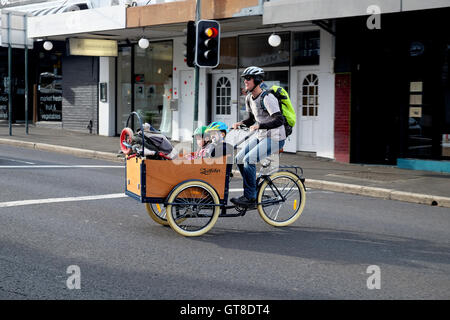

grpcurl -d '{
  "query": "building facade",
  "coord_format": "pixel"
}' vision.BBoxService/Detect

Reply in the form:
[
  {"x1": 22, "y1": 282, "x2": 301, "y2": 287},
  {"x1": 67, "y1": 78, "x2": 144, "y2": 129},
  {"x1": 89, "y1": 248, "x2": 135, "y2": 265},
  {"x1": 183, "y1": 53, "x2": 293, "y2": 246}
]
[
  {"x1": 264, "y1": 0, "x2": 450, "y2": 170},
  {"x1": 2, "y1": 0, "x2": 449, "y2": 171}
]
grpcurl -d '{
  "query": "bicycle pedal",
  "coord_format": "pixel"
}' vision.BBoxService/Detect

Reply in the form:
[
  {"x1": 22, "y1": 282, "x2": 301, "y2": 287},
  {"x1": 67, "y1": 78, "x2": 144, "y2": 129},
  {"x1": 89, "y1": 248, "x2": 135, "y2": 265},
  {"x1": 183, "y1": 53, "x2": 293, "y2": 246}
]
[
  {"x1": 234, "y1": 205, "x2": 247, "y2": 215},
  {"x1": 239, "y1": 203, "x2": 256, "y2": 210}
]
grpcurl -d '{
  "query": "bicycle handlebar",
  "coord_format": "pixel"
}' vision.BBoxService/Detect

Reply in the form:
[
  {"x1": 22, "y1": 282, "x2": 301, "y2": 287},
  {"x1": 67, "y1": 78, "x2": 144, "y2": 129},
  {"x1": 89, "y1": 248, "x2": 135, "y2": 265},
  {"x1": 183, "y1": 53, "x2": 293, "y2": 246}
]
[
  {"x1": 230, "y1": 125, "x2": 257, "y2": 150},
  {"x1": 126, "y1": 112, "x2": 145, "y2": 156}
]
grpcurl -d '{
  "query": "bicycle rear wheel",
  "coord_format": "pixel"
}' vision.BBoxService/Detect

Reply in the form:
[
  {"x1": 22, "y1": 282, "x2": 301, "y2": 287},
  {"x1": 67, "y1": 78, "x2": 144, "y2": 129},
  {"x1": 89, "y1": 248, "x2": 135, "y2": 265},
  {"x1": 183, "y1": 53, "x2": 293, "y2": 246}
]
[
  {"x1": 257, "y1": 171, "x2": 306, "y2": 227},
  {"x1": 146, "y1": 203, "x2": 187, "y2": 226},
  {"x1": 166, "y1": 181, "x2": 220, "y2": 237},
  {"x1": 145, "y1": 203, "x2": 169, "y2": 226}
]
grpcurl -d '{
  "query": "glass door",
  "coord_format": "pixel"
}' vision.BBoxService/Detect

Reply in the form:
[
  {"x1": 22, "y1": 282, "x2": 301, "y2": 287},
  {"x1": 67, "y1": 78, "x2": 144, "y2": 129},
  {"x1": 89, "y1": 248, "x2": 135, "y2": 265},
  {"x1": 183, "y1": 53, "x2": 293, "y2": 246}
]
[
  {"x1": 442, "y1": 43, "x2": 450, "y2": 159},
  {"x1": 116, "y1": 46, "x2": 132, "y2": 134},
  {"x1": 134, "y1": 41, "x2": 173, "y2": 137}
]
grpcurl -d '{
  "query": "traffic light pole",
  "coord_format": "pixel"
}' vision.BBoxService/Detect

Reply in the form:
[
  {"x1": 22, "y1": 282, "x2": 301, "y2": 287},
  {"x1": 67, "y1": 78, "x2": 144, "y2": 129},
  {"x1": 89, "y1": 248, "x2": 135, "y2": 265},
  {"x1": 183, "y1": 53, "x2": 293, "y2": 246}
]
[
  {"x1": 8, "y1": 12, "x2": 12, "y2": 136},
  {"x1": 24, "y1": 15, "x2": 29, "y2": 135},
  {"x1": 192, "y1": 0, "x2": 201, "y2": 151}
]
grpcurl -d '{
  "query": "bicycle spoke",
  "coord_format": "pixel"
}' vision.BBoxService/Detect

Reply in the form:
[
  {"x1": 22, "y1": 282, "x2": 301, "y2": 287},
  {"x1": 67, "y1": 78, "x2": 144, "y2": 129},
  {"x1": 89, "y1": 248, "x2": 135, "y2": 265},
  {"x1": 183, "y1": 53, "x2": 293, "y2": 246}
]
[
  {"x1": 281, "y1": 183, "x2": 298, "y2": 200},
  {"x1": 267, "y1": 203, "x2": 282, "y2": 220}
]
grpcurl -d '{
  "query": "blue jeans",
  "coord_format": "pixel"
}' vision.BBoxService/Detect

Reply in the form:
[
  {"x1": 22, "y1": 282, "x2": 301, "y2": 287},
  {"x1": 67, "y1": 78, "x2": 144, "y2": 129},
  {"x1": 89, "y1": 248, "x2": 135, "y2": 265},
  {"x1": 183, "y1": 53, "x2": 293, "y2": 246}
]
[{"x1": 235, "y1": 136, "x2": 285, "y2": 200}]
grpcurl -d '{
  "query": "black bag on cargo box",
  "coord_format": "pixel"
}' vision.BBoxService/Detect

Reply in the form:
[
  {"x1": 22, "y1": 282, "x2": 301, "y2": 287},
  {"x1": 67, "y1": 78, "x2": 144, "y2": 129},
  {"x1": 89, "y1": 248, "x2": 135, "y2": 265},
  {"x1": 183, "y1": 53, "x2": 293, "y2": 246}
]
[{"x1": 133, "y1": 131, "x2": 173, "y2": 155}]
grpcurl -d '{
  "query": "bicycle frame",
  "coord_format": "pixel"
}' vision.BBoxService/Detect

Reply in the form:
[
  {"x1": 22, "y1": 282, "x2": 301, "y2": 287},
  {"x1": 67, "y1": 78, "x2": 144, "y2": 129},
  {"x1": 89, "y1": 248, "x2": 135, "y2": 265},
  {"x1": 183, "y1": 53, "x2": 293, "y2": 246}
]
[{"x1": 215, "y1": 127, "x2": 305, "y2": 217}]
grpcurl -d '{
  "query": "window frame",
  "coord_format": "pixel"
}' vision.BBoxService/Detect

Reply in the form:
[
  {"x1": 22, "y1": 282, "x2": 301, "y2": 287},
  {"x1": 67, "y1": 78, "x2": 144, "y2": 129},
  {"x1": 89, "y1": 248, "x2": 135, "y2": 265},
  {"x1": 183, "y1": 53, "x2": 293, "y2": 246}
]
[{"x1": 301, "y1": 73, "x2": 319, "y2": 117}]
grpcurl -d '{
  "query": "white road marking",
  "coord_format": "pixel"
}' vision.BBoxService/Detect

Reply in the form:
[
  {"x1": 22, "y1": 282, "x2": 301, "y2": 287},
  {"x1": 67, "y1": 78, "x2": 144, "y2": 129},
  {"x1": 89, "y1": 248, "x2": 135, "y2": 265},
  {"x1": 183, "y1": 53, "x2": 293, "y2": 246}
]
[
  {"x1": 307, "y1": 190, "x2": 334, "y2": 194},
  {"x1": 0, "y1": 193, "x2": 127, "y2": 208},
  {"x1": 0, "y1": 157, "x2": 35, "y2": 165},
  {"x1": 0, "y1": 165, "x2": 123, "y2": 169},
  {"x1": 229, "y1": 188, "x2": 313, "y2": 192},
  {"x1": 1, "y1": 189, "x2": 327, "y2": 208}
]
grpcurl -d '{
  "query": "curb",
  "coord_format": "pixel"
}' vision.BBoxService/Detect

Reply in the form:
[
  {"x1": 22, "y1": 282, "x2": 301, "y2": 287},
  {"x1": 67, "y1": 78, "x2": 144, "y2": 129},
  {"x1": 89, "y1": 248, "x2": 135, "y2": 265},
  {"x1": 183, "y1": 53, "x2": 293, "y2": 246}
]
[
  {"x1": 306, "y1": 179, "x2": 450, "y2": 208},
  {"x1": 0, "y1": 138, "x2": 123, "y2": 163},
  {"x1": 232, "y1": 171, "x2": 450, "y2": 208},
  {"x1": 2, "y1": 138, "x2": 449, "y2": 208}
]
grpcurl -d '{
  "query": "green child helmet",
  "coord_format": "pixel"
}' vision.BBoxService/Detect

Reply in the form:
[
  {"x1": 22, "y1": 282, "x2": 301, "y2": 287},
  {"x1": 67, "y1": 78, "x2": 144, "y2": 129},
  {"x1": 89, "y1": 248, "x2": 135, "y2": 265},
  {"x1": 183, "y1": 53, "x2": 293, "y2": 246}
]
[{"x1": 193, "y1": 125, "x2": 208, "y2": 137}]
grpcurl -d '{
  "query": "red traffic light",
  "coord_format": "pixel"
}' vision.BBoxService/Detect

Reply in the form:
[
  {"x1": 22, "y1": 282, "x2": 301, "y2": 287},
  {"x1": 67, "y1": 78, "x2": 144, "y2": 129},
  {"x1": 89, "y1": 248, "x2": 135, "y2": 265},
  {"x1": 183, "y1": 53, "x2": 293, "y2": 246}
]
[
  {"x1": 204, "y1": 27, "x2": 218, "y2": 38},
  {"x1": 135, "y1": 75, "x2": 144, "y2": 83}
]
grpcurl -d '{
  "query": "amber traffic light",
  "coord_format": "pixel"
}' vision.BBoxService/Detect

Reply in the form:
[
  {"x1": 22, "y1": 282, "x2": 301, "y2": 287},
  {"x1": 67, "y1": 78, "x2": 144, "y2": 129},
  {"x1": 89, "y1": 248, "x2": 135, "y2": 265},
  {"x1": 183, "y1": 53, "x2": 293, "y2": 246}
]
[{"x1": 195, "y1": 19, "x2": 220, "y2": 68}]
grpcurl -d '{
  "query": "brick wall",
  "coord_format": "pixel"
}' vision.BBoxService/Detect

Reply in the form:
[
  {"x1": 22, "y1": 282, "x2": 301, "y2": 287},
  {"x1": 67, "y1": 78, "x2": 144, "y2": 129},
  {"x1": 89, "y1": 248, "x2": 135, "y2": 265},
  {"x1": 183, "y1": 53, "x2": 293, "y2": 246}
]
[
  {"x1": 334, "y1": 73, "x2": 351, "y2": 162},
  {"x1": 62, "y1": 56, "x2": 98, "y2": 134}
]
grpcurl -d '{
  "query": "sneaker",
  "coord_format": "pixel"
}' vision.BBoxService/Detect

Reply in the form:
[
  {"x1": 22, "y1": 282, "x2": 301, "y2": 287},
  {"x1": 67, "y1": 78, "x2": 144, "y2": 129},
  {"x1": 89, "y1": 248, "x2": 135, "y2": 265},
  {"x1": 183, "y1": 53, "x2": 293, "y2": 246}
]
[{"x1": 230, "y1": 195, "x2": 256, "y2": 207}]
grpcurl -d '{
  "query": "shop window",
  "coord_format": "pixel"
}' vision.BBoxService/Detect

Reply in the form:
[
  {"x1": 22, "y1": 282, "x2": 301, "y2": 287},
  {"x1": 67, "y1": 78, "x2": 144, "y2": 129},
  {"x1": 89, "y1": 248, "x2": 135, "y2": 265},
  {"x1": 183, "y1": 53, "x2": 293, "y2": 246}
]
[
  {"x1": 442, "y1": 44, "x2": 450, "y2": 158},
  {"x1": 407, "y1": 80, "x2": 433, "y2": 157},
  {"x1": 217, "y1": 37, "x2": 237, "y2": 69},
  {"x1": 37, "y1": 51, "x2": 63, "y2": 122},
  {"x1": 443, "y1": 134, "x2": 450, "y2": 158},
  {"x1": 292, "y1": 31, "x2": 320, "y2": 66},
  {"x1": 216, "y1": 77, "x2": 231, "y2": 115},
  {"x1": 0, "y1": 67, "x2": 7, "y2": 120},
  {"x1": 301, "y1": 74, "x2": 319, "y2": 116},
  {"x1": 238, "y1": 33, "x2": 290, "y2": 68},
  {"x1": 117, "y1": 46, "x2": 132, "y2": 134},
  {"x1": 134, "y1": 40, "x2": 173, "y2": 137}
]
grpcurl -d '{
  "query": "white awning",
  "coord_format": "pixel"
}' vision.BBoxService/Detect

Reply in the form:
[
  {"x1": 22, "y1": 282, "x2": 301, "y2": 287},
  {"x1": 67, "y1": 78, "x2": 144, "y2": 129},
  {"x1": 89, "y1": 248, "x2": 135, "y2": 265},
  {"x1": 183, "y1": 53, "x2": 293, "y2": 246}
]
[
  {"x1": 263, "y1": 0, "x2": 450, "y2": 25},
  {"x1": 27, "y1": 5, "x2": 126, "y2": 39},
  {"x1": 4, "y1": 0, "x2": 93, "y2": 17}
]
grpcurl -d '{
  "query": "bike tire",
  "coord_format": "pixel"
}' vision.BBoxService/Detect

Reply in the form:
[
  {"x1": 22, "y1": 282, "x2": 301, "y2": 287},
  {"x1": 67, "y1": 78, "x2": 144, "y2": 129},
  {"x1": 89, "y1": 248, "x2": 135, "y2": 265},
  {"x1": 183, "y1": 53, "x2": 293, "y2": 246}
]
[
  {"x1": 257, "y1": 171, "x2": 306, "y2": 227},
  {"x1": 145, "y1": 203, "x2": 169, "y2": 226},
  {"x1": 166, "y1": 180, "x2": 220, "y2": 237}
]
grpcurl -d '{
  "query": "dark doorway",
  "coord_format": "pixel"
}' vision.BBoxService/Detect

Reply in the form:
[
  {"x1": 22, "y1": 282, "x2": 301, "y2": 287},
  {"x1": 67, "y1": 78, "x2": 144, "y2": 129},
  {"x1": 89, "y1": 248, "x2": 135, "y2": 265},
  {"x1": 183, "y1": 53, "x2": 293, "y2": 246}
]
[{"x1": 349, "y1": 20, "x2": 405, "y2": 164}]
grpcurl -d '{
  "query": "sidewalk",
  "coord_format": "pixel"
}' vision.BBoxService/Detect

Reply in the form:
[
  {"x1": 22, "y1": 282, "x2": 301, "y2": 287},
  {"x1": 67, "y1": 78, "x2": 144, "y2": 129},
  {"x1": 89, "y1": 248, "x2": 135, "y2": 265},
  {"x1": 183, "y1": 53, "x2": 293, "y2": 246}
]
[{"x1": 1, "y1": 123, "x2": 450, "y2": 208}]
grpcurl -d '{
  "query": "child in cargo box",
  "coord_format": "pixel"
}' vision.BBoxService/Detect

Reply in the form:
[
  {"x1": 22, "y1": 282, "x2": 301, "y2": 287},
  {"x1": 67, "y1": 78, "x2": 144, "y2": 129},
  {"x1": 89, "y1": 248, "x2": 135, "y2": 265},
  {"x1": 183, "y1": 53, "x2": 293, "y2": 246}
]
[
  {"x1": 202, "y1": 121, "x2": 234, "y2": 163},
  {"x1": 185, "y1": 125, "x2": 211, "y2": 160}
]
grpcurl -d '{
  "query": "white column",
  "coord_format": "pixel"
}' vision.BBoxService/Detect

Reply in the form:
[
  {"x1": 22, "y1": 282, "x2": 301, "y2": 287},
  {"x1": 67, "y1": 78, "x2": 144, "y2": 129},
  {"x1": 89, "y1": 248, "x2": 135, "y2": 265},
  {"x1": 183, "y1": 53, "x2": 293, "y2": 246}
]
[
  {"x1": 98, "y1": 57, "x2": 115, "y2": 136},
  {"x1": 317, "y1": 28, "x2": 335, "y2": 159}
]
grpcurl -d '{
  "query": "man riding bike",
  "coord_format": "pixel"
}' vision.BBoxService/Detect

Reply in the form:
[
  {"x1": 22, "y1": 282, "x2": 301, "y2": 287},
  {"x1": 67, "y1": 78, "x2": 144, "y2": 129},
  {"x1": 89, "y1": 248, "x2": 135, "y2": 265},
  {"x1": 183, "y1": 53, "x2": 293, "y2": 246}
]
[{"x1": 231, "y1": 66, "x2": 286, "y2": 207}]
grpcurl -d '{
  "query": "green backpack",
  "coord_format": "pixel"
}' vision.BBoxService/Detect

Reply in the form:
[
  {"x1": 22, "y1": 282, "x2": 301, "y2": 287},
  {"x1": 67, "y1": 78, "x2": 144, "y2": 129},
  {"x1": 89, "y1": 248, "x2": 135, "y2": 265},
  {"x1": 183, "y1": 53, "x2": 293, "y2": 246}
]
[{"x1": 260, "y1": 85, "x2": 296, "y2": 136}]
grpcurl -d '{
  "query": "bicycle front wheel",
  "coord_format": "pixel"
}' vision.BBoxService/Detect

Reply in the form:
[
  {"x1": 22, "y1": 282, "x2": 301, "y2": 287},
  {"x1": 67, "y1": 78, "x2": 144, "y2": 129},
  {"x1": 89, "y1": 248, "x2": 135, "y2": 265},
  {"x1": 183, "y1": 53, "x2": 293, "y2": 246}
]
[
  {"x1": 166, "y1": 181, "x2": 220, "y2": 237},
  {"x1": 257, "y1": 171, "x2": 306, "y2": 227}
]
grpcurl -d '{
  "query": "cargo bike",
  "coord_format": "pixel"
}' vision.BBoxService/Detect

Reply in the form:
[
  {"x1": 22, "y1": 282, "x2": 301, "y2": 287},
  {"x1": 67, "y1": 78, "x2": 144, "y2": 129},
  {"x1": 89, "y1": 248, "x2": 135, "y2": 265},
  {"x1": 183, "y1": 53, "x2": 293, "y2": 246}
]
[{"x1": 123, "y1": 112, "x2": 306, "y2": 237}]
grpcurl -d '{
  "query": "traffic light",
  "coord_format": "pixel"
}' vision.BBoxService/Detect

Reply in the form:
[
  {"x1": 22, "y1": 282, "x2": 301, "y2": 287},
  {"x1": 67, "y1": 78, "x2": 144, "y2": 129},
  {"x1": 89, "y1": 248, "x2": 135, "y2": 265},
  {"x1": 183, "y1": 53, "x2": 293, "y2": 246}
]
[
  {"x1": 183, "y1": 20, "x2": 196, "y2": 68},
  {"x1": 195, "y1": 19, "x2": 220, "y2": 68}
]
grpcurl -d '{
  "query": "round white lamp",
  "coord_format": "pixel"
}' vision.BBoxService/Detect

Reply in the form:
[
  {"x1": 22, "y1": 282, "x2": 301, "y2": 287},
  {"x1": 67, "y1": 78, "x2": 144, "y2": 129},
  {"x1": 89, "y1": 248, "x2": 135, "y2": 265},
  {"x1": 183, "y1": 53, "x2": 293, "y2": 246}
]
[
  {"x1": 43, "y1": 41, "x2": 53, "y2": 51},
  {"x1": 138, "y1": 38, "x2": 149, "y2": 49},
  {"x1": 268, "y1": 33, "x2": 281, "y2": 47}
]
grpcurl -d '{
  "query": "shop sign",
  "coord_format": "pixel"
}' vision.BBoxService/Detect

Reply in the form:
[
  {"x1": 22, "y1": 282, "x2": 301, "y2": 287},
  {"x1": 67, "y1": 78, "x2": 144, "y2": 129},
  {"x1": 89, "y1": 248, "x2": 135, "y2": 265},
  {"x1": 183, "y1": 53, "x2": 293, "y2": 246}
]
[
  {"x1": 39, "y1": 93, "x2": 62, "y2": 121},
  {"x1": 68, "y1": 38, "x2": 118, "y2": 57},
  {"x1": 0, "y1": 94, "x2": 7, "y2": 119}
]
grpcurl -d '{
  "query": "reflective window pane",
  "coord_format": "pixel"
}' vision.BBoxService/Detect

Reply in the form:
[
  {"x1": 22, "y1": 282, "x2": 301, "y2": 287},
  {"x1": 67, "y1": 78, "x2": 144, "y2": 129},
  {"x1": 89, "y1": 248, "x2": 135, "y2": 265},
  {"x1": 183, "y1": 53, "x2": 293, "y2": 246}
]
[
  {"x1": 134, "y1": 41, "x2": 173, "y2": 137},
  {"x1": 292, "y1": 31, "x2": 320, "y2": 66},
  {"x1": 239, "y1": 33, "x2": 290, "y2": 68},
  {"x1": 117, "y1": 46, "x2": 132, "y2": 133},
  {"x1": 217, "y1": 37, "x2": 237, "y2": 69}
]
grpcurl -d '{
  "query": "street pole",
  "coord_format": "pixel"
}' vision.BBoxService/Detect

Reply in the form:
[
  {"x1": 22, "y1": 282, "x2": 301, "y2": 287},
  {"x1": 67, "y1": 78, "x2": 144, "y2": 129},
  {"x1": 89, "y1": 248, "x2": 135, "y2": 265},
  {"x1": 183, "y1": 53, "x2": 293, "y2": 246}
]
[
  {"x1": 8, "y1": 12, "x2": 12, "y2": 136},
  {"x1": 192, "y1": 0, "x2": 201, "y2": 151},
  {"x1": 24, "y1": 14, "x2": 28, "y2": 135}
]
